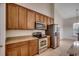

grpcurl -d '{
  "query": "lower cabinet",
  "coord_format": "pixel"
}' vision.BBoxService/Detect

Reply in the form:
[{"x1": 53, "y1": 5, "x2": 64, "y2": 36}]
[
  {"x1": 47, "y1": 36, "x2": 50, "y2": 48},
  {"x1": 6, "y1": 47, "x2": 20, "y2": 56},
  {"x1": 6, "y1": 40, "x2": 38, "y2": 56},
  {"x1": 29, "y1": 40, "x2": 38, "y2": 56},
  {"x1": 20, "y1": 44, "x2": 29, "y2": 56}
]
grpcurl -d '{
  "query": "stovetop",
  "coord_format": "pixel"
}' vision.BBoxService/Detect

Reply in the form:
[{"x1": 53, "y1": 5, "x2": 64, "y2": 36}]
[
  {"x1": 38, "y1": 36, "x2": 47, "y2": 39},
  {"x1": 32, "y1": 35, "x2": 47, "y2": 39}
]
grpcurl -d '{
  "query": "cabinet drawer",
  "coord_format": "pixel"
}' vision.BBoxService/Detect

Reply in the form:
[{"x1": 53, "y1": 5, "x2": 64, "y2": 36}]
[{"x1": 6, "y1": 41, "x2": 28, "y2": 48}]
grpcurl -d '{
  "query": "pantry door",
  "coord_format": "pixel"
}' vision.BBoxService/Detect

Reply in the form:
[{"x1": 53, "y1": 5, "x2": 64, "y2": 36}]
[{"x1": 0, "y1": 3, "x2": 6, "y2": 56}]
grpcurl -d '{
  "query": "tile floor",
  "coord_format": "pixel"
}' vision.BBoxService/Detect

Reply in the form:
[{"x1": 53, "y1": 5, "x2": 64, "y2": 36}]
[{"x1": 36, "y1": 39, "x2": 76, "y2": 56}]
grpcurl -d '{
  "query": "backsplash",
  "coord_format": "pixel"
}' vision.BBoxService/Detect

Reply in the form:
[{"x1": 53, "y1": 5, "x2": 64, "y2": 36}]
[{"x1": 6, "y1": 30, "x2": 45, "y2": 37}]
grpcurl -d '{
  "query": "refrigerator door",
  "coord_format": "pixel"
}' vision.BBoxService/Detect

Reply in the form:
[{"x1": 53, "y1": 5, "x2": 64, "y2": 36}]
[
  {"x1": 46, "y1": 24, "x2": 59, "y2": 49},
  {"x1": 53, "y1": 24, "x2": 59, "y2": 34},
  {"x1": 53, "y1": 36, "x2": 58, "y2": 48}
]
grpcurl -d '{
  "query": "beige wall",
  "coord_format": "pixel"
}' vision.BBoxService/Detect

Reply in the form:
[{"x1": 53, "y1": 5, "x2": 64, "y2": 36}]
[
  {"x1": 16, "y1": 3, "x2": 53, "y2": 17},
  {"x1": 63, "y1": 16, "x2": 79, "y2": 40},
  {"x1": 54, "y1": 4, "x2": 64, "y2": 39},
  {"x1": 6, "y1": 3, "x2": 54, "y2": 37},
  {"x1": 6, "y1": 30, "x2": 45, "y2": 37}
]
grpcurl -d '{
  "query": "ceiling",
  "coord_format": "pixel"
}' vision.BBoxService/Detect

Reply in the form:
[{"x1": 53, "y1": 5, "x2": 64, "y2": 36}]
[{"x1": 55, "y1": 3, "x2": 79, "y2": 19}]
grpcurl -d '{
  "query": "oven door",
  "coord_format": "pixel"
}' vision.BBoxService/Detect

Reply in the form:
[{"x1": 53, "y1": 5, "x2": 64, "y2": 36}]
[{"x1": 39, "y1": 38, "x2": 48, "y2": 49}]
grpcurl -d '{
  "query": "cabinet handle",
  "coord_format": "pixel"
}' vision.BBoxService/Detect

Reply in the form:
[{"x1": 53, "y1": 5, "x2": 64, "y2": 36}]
[{"x1": 0, "y1": 45, "x2": 3, "y2": 47}]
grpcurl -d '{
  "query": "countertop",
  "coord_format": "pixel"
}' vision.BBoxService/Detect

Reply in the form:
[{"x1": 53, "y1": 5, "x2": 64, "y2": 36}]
[
  {"x1": 6, "y1": 36, "x2": 38, "y2": 45},
  {"x1": 6, "y1": 35, "x2": 50, "y2": 45}
]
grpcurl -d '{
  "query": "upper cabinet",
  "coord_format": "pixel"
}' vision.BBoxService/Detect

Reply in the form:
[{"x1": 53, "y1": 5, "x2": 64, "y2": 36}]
[
  {"x1": 47, "y1": 17, "x2": 54, "y2": 26},
  {"x1": 35, "y1": 13, "x2": 40, "y2": 22},
  {"x1": 6, "y1": 3, "x2": 54, "y2": 30},
  {"x1": 27, "y1": 10, "x2": 35, "y2": 29},
  {"x1": 47, "y1": 17, "x2": 51, "y2": 25},
  {"x1": 50, "y1": 18, "x2": 54, "y2": 24},
  {"x1": 18, "y1": 6, "x2": 27, "y2": 29},
  {"x1": 40, "y1": 14, "x2": 44, "y2": 23},
  {"x1": 6, "y1": 4, "x2": 19, "y2": 29},
  {"x1": 43, "y1": 16, "x2": 48, "y2": 29}
]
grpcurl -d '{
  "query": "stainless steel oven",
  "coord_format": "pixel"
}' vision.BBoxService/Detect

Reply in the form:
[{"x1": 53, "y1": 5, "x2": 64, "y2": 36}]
[
  {"x1": 35, "y1": 21, "x2": 45, "y2": 30},
  {"x1": 39, "y1": 38, "x2": 48, "y2": 53}
]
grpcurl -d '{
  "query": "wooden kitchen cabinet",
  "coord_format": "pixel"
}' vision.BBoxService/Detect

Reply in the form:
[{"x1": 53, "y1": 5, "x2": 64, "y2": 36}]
[
  {"x1": 6, "y1": 47, "x2": 19, "y2": 56},
  {"x1": 6, "y1": 3, "x2": 54, "y2": 30},
  {"x1": 40, "y1": 14, "x2": 44, "y2": 23},
  {"x1": 6, "y1": 39, "x2": 38, "y2": 56},
  {"x1": 47, "y1": 17, "x2": 51, "y2": 25},
  {"x1": 29, "y1": 40, "x2": 38, "y2": 56},
  {"x1": 43, "y1": 16, "x2": 48, "y2": 29},
  {"x1": 50, "y1": 18, "x2": 54, "y2": 24},
  {"x1": 6, "y1": 41, "x2": 29, "y2": 56},
  {"x1": 18, "y1": 6, "x2": 27, "y2": 29},
  {"x1": 6, "y1": 4, "x2": 35, "y2": 30},
  {"x1": 20, "y1": 44, "x2": 29, "y2": 56},
  {"x1": 47, "y1": 36, "x2": 50, "y2": 48},
  {"x1": 27, "y1": 10, "x2": 35, "y2": 29},
  {"x1": 35, "y1": 13, "x2": 40, "y2": 22},
  {"x1": 47, "y1": 17, "x2": 54, "y2": 25},
  {"x1": 6, "y1": 4, "x2": 19, "y2": 29}
]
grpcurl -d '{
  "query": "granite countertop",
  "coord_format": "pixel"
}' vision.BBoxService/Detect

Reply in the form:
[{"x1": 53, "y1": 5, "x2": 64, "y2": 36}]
[{"x1": 6, "y1": 36, "x2": 38, "y2": 45}]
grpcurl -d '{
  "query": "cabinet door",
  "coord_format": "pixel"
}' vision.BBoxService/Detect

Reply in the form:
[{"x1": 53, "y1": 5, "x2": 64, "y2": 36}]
[
  {"x1": 20, "y1": 44, "x2": 28, "y2": 56},
  {"x1": 35, "y1": 13, "x2": 40, "y2": 22},
  {"x1": 47, "y1": 36, "x2": 50, "y2": 48},
  {"x1": 47, "y1": 17, "x2": 51, "y2": 25},
  {"x1": 43, "y1": 16, "x2": 48, "y2": 29},
  {"x1": 40, "y1": 14, "x2": 44, "y2": 23},
  {"x1": 57, "y1": 33, "x2": 60, "y2": 47},
  {"x1": 27, "y1": 10, "x2": 35, "y2": 29},
  {"x1": 6, "y1": 41, "x2": 29, "y2": 56},
  {"x1": 18, "y1": 6, "x2": 27, "y2": 29},
  {"x1": 17, "y1": 41, "x2": 29, "y2": 56},
  {"x1": 50, "y1": 18, "x2": 54, "y2": 24},
  {"x1": 6, "y1": 4, "x2": 19, "y2": 29},
  {"x1": 29, "y1": 40, "x2": 38, "y2": 56},
  {"x1": 6, "y1": 47, "x2": 20, "y2": 56}
]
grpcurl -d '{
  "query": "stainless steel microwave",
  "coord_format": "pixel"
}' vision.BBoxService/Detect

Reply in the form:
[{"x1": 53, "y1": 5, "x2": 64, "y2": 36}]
[{"x1": 35, "y1": 21, "x2": 45, "y2": 30}]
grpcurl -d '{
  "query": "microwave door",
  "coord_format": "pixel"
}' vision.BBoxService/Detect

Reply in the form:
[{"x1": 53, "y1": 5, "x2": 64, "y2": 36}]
[{"x1": 36, "y1": 22, "x2": 45, "y2": 30}]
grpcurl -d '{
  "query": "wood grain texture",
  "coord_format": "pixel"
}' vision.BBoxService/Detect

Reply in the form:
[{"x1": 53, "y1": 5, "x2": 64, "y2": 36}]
[
  {"x1": 18, "y1": 6, "x2": 27, "y2": 29},
  {"x1": 6, "y1": 39, "x2": 38, "y2": 56},
  {"x1": 35, "y1": 13, "x2": 40, "y2": 22},
  {"x1": 6, "y1": 3, "x2": 54, "y2": 30},
  {"x1": 43, "y1": 16, "x2": 48, "y2": 29},
  {"x1": 27, "y1": 10, "x2": 35, "y2": 29},
  {"x1": 28, "y1": 40, "x2": 38, "y2": 56},
  {"x1": 40, "y1": 14, "x2": 44, "y2": 23},
  {"x1": 6, "y1": 41, "x2": 29, "y2": 56},
  {"x1": 47, "y1": 36, "x2": 50, "y2": 48},
  {"x1": 47, "y1": 17, "x2": 51, "y2": 25},
  {"x1": 6, "y1": 4, "x2": 19, "y2": 29},
  {"x1": 50, "y1": 18, "x2": 54, "y2": 24}
]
